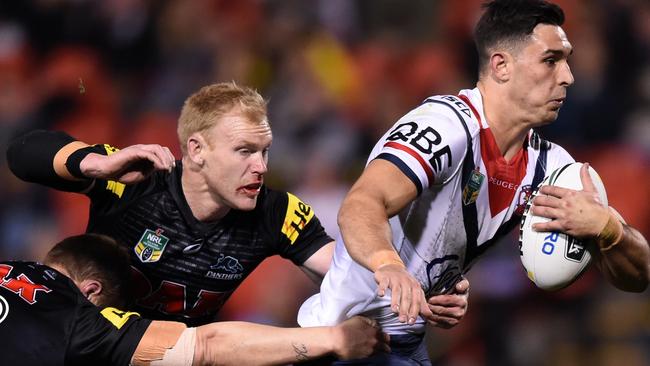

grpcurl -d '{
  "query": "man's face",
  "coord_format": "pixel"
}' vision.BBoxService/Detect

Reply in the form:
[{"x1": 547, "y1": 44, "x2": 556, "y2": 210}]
[
  {"x1": 508, "y1": 24, "x2": 574, "y2": 125},
  {"x1": 200, "y1": 108, "x2": 272, "y2": 211}
]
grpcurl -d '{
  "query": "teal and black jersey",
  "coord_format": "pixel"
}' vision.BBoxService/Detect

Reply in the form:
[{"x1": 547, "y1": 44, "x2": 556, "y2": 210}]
[{"x1": 0, "y1": 261, "x2": 151, "y2": 366}]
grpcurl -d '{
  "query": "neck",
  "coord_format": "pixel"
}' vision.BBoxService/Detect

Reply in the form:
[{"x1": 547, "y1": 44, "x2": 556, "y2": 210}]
[
  {"x1": 477, "y1": 80, "x2": 531, "y2": 161},
  {"x1": 181, "y1": 157, "x2": 230, "y2": 222}
]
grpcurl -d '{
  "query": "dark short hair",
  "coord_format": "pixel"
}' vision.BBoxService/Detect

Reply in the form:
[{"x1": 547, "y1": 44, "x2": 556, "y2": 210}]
[
  {"x1": 43, "y1": 234, "x2": 131, "y2": 308},
  {"x1": 474, "y1": 0, "x2": 565, "y2": 74}
]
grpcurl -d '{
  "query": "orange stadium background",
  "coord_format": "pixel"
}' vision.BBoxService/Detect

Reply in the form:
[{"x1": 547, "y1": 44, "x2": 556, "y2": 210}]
[{"x1": 0, "y1": 1, "x2": 648, "y2": 365}]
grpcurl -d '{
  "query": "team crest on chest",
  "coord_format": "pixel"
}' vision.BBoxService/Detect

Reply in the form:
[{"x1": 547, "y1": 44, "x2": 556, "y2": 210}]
[
  {"x1": 135, "y1": 229, "x2": 169, "y2": 263},
  {"x1": 462, "y1": 168, "x2": 484, "y2": 205},
  {"x1": 515, "y1": 184, "x2": 533, "y2": 216}
]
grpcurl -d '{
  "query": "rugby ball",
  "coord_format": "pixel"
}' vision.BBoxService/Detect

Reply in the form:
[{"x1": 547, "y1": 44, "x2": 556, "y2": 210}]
[{"x1": 519, "y1": 162, "x2": 607, "y2": 290}]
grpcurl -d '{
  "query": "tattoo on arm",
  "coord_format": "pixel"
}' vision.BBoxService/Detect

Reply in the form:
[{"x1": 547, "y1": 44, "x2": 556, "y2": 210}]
[{"x1": 292, "y1": 342, "x2": 309, "y2": 361}]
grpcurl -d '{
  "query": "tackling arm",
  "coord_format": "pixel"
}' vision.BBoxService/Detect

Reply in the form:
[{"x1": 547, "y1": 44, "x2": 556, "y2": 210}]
[
  {"x1": 7, "y1": 130, "x2": 176, "y2": 189},
  {"x1": 131, "y1": 316, "x2": 388, "y2": 366}
]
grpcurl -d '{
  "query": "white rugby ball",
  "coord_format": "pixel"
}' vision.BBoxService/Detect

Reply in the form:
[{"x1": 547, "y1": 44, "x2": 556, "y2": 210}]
[{"x1": 519, "y1": 162, "x2": 607, "y2": 291}]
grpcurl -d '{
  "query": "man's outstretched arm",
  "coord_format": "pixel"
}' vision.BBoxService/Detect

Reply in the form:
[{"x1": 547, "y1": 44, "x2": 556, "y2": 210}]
[
  {"x1": 131, "y1": 316, "x2": 389, "y2": 366},
  {"x1": 7, "y1": 130, "x2": 175, "y2": 190}
]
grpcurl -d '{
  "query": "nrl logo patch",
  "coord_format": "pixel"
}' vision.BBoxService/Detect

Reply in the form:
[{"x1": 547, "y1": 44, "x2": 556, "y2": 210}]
[
  {"x1": 135, "y1": 229, "x2": 169, "y2": 263},
  {"x1": 462, "y1": 168, "x2": 484, "y2": 205}
]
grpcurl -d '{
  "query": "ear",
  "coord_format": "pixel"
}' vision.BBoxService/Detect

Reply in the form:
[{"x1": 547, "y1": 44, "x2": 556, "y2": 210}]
[
  {"x1": 186, "y1": 132, "x2": 207, "y2": 166},
  {"x1": 488, "y1": 52, "x2": 511, "y2": 83},
  {"x1": 78, "y1": 279, "x2": 103, "y2": 305}
]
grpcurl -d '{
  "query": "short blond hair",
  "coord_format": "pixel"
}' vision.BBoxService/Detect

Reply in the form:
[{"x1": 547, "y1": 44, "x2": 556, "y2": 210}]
[{"x1": 177, "y1": 82, "x2": 268, "y2": 155}]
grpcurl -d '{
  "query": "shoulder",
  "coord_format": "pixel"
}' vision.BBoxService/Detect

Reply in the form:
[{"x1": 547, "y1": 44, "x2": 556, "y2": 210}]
[{"x1": 369, "y1": 95, "x2": 477, "y2": 188}]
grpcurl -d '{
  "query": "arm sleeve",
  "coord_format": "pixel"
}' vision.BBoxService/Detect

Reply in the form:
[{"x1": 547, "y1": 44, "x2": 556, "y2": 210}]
[
  {"x1": 369, "y1": 99, "x2": 469, "y2": 195},
  {"x1": 264, "y1": 190, "x2": 333, "y2": 265},
  {"x1": 6, "y1": 130, "x2": 101, "y2": 192}
]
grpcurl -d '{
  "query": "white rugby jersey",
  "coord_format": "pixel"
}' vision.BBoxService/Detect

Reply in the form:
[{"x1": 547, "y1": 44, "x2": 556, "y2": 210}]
[{"x1": 299, "y1": 88, "x2": 574, "y2": 334}]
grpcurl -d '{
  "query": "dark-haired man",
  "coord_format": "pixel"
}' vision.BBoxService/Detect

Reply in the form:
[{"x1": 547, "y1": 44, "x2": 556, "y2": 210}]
[
  {"x1": 298, "y1": 1, "x2": 650, "y2": 364},
  {"x1": 0, "y1": 233, "x2": 388, "y2": 365}
]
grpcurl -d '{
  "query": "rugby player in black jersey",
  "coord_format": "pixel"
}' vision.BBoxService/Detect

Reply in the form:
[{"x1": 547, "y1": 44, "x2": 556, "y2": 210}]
[
  {"x1": 7, "y1": 82, "x2": 469, "y2": 328},
  {"x1": 0, "y1": 233, "x2": 389, "y2": 365}
]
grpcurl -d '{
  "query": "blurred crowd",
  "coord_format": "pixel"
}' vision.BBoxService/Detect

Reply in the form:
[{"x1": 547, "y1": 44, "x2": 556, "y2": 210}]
[{"x1": 0, "y1": 1, "x2": 648, "y2": 365}]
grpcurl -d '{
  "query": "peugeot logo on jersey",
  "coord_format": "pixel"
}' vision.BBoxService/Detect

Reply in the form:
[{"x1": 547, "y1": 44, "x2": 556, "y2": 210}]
[{"x1": 0, "y1": 295, "x2": 9, "y2": 324}]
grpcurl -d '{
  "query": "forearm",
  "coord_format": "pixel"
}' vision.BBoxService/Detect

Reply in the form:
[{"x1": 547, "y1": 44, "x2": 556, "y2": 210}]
[
  {"x1": 193, "y1": 322, "x2": 336, "y2": 366},
  {"x1": 596, "y1": 220, "x2": 650, "y2": 292},
  {"x1": 338, "y1": 192, "x2": 403, "y2": 272},
  {"x1": 7, "y1": 130, "x2": 94, "y2": 191}
]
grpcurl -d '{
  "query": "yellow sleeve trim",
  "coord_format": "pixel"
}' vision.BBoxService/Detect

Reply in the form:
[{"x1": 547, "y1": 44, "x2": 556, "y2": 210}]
[
  {"x1": 100, "y1": 307, "x2": 141, "y2": 329},
  {"x1": 100, "y1": 144, "x2": 125, "y2": 198}
]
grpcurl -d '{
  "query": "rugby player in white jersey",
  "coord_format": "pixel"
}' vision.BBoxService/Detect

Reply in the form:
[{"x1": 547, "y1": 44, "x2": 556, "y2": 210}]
[{"x1": 298, "y1": 0, "x2": 650, "y2": 364}]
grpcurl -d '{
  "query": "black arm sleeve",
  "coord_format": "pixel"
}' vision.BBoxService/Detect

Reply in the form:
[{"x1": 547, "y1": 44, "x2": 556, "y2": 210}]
[{"x1": 6, "y1": 129, "x2": 95, "y2": 192}]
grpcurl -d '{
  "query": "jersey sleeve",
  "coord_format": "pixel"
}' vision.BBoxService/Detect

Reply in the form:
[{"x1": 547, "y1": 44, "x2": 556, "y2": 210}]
[
  {"x1": 66, "y1": 303, "x2": 152, "y2": 366},
  {"x1": 369, "y1": 98, "x2": 470, "y2": 195},
  {"x1": 262, "y1": 190, "x2": 333, "y2": 265}
]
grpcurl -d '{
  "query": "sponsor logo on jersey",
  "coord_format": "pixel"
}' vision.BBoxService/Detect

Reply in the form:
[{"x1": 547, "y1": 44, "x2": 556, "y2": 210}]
[
  {"x1": 0, "y1": 295, "x2": 8, "y2": 324},
  {"x1": 281, "y1": 193, "x2": 315, "y2": 244},
  {"x1": 462, "y1": 168, "x2": 484, "y2": 205},
  {"x1": 0, "y1": 264, "x2": 51, "y2": 304},
  {"x1": 134, "y1": 229, "x2": 169, "y2": 263},
  {"x1": 206, "y1": 254, "x2": 244, "y2": 280},
  {"x1": 565, "y1": 236, "x2": 586, "y2": 262},
  {"x1": 100, "y1": 307, "x2": 141, "y2": 329},
  {"x1": 515, "y1": 184, "x2": 533, "y2": 216}
]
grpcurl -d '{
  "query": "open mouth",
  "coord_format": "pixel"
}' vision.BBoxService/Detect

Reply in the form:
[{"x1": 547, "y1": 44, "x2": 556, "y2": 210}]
[{"x1": 239, "y1": 182, "x2": 262, "y2": 196}]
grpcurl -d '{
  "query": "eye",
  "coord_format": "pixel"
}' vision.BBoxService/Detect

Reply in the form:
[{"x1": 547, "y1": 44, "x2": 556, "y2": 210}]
[
  {"x1": 544, "y1": 57, "x2": 557, "y2": 66},
  {"x1": 238, "y1": 148, "x2": 251, "y2": 156}
]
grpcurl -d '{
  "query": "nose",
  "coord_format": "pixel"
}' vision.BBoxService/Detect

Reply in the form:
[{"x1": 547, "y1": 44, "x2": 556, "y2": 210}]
[
  {"x1": 559, "y1": 61, "x2": 574, "y2": 87},
  {"x1": 251, "y1": 152, "x2": 268, "y2": 175}
]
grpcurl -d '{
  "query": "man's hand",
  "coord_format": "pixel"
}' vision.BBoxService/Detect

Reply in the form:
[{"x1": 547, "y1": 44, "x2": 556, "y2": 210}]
[
  {"x1": 531, "y1": 163, "x2": 609, "y2": 239},
  {"x1": 425, "y1": 278, "x2": 469, "y2": 329},
  {"x1": 375, "y1": 263, "x2": 434, "y2": 325},
  {"x1": 332, "y1": 316, "x2": 390, "y2": 360},
  {"x1": 80, "y1": 144, "x2": 176, "y2": 184}
]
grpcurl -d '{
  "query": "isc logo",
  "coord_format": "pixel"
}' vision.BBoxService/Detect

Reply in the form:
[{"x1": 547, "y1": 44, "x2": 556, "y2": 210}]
[{"x1": 542, "y1": 232, "x2": 559, "y2": 255}]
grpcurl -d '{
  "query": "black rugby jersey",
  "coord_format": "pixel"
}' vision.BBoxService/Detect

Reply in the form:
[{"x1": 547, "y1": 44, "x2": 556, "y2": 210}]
[
  {"x1": 0, "y1": 261, "x2": 151, "y2": 366},
  {"x1": 84, "y1": 161, "x2": 332, "y2": 326}
]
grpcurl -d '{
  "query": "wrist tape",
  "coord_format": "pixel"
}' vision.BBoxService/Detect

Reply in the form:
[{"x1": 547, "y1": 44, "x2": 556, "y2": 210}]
[
  {"x1": 597, "y1": 211, "x2": 624, "y2": 252},
  {"x1": 65, "y1": 145, "x2": 106, "y2": 179}
]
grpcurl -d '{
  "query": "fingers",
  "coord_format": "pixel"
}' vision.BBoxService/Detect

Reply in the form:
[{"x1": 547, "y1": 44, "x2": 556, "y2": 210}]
[
  {"x1": 454, "y1": 278, "x2": 470, "y2": 294},
  {"x1": 138, "y1": 145, "x2": 175, "y2": 172},
  {"x1": 538, "y1": 184, "x2": 569, "y2": 198},
  {"x1": 377, "y1": 276, "x2": 389, "y2": 297},
  {"x1": 579, "y1": 163, "x2": 597, "y2": 192}
]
